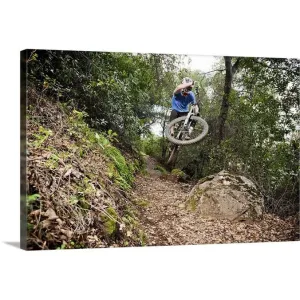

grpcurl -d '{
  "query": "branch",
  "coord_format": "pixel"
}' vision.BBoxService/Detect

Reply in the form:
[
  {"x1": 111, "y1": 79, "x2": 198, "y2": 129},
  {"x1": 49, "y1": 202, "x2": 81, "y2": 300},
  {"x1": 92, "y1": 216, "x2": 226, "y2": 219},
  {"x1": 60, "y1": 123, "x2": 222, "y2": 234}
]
[
  {"x1": 201, "y1": 69, "x2": 225, "y2": 75},
  {"x1": 232, "y1": 58, "x2": 241, "y2": 74}
]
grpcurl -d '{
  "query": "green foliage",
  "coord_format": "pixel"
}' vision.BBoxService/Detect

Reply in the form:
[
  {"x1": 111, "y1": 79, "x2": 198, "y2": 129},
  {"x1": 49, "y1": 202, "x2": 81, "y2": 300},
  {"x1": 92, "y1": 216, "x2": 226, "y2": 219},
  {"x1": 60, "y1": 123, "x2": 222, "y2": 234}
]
[
  {"x1": 27, "y1": 223, "x2": 34, "y2": 232},
  {"x1": 27, "y1": 50, "x2": 181, "y2": 147},
  {"x1": 176, "y1": 57, "x2": 299, "y2": 216},
  {"x1": 44, "y1": 153, "x2": 60, "y2": 169},
  {"x1": 26, "y1": 194, "x2": 40, "y2": 206},
  {"x1": 64, "y1": 106, "x2": 137, "y2": 190},
  {"x1": 104, "y1": 143, "x2": 134, "y2": 190},
  {"x1": 31, "y1": 126, "x2": 52, "y2": 148},
  {"x1": 107, "y1": 129, "x2": 118, "y2": 142},
  {"x1": 140, "y1": 134, "x2": 164, "y2": 159}
]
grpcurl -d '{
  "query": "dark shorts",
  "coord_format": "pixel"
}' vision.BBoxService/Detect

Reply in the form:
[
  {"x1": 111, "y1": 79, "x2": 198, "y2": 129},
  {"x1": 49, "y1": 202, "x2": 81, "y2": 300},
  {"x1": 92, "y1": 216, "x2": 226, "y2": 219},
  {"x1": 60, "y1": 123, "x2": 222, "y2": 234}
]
[{"x1": 170, "y1": 110, "x2": 188, "y2": 122}]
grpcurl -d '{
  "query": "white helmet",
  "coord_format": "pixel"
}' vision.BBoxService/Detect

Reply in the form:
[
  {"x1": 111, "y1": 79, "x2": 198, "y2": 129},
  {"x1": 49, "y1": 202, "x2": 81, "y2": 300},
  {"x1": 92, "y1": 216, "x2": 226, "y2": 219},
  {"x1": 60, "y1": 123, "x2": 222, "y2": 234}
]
[
  {"x1": 181, "y1": 77, "x2": 194, "y2": 95},
  {"x1": 182, "y1": 77, "x2": 194, "y2": 86}
]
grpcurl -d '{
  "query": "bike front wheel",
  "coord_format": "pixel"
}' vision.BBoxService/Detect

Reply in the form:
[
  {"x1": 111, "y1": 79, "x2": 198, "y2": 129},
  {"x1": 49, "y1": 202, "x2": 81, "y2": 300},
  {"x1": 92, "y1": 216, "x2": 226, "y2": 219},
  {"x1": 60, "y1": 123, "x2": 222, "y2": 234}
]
[{"x1": 166, "y1": 116, "x2": 209, "y2": 145}]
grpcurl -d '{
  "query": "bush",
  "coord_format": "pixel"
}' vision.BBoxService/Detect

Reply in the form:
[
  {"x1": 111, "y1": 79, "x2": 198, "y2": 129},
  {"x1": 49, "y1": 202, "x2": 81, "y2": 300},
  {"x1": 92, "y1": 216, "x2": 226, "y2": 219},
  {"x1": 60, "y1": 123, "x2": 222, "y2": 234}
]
[{"x1": 140, "y1": 135, "x2": 163, "y2": 159}]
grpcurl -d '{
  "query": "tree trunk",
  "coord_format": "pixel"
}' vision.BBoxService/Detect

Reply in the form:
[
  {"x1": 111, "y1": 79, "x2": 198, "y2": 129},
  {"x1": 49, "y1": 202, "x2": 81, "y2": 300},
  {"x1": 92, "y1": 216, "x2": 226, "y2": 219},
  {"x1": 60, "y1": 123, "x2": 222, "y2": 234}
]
[
  {"x1": 218, "y1": 57, "x2": 233, "y2": 142},
  {"x1": 218, "y1": 57, "x2": 240, "y2": 143}
]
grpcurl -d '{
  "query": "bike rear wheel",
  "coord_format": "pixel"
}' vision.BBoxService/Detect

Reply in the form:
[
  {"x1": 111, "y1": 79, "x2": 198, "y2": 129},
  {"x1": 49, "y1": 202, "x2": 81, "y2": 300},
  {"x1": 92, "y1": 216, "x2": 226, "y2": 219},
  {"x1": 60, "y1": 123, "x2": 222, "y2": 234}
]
[{"x1": 166, "y1": 116, "x2": 209, "y2": 145}]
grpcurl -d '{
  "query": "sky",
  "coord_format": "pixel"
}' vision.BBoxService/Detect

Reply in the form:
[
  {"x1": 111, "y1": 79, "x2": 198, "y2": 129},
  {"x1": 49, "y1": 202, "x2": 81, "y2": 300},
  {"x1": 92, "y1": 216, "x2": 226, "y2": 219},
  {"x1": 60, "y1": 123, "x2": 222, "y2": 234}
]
[
  {"x1": 183, "y1": 55, "x2": 218, "y2": 72},
  {"x1": 150, "y1": 55, "x2": 217, "y2": 136}
]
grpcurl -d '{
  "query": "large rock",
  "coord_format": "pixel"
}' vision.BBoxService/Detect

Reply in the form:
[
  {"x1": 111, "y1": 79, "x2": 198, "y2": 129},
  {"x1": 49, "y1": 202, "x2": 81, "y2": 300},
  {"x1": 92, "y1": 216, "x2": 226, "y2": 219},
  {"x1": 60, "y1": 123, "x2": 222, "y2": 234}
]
[{"x1": 186, "y1": 170, "x2": 264, "y2": 221}]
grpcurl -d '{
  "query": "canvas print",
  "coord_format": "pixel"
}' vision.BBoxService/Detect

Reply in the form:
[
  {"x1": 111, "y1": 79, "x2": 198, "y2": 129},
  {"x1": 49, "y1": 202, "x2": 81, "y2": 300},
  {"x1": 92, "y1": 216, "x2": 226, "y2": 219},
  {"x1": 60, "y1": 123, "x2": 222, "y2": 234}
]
[{"x1": 21, "y1": 50, "x2": 299, "y2": 250}]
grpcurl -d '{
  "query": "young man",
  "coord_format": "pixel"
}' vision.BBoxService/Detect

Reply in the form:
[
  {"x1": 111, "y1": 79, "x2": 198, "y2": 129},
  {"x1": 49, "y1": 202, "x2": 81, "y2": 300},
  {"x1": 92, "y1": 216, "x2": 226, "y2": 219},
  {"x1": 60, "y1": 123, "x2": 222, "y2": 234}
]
[{"x1": 170, "y1": 77, "x2": 199, "y2": 137}]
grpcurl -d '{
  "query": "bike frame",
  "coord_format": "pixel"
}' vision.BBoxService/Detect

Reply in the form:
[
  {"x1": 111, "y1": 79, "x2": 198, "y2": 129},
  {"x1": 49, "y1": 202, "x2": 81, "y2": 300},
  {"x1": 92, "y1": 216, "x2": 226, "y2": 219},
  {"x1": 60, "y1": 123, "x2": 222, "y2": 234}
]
[{"x1": 175, "y1": 105, "x2": 196, "y2": 140}]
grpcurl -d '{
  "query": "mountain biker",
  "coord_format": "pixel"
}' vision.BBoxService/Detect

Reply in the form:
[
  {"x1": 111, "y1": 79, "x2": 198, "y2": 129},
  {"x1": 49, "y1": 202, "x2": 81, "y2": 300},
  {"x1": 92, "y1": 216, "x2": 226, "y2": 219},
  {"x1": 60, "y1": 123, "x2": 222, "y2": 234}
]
[{"x1": 170, "y1": 77, "x2": 199, "y2": 137}]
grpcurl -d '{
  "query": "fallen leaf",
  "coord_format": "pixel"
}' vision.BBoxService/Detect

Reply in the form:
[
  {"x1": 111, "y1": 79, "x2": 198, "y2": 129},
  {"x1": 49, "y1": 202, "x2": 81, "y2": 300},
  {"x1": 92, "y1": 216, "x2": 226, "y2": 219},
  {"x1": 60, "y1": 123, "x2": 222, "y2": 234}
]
[
  {"x1": 44, "y1": 208, "x2": 58, "y2": 220},
  {"x1": 61, "y1": 229, "x2": 73, "y2": 239},
  {"x1": 56, "y1": 218, "x2": 63, "y2": 226},
  {"x1": 64, "y1": 168, "x2": 73, "y2": 178},
  {"x1": 30, "y1": 209, "x2": 41, "y2": 216},
  {"x1": 41, "y1": 219, "x2": 52, "y2": 228},
  {"x1": 72, "y1": 169, "x2": 83, "y2": 179}
]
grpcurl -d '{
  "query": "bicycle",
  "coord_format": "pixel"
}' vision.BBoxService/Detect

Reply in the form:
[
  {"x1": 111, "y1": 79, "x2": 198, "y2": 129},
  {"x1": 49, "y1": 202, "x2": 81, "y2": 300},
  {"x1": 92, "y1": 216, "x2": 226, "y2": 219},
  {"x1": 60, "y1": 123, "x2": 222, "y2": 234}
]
[{"x1": 165, "y1": 104, "x2": 209, "y2": 166}]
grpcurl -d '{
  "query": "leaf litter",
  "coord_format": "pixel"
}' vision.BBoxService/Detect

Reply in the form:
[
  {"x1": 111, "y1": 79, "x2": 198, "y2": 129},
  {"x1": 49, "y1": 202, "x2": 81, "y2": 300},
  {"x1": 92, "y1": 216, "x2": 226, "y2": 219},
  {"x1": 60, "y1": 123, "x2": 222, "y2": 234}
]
[{"x1": 133, "y1": 157, "x2": 298, "y2": 246}]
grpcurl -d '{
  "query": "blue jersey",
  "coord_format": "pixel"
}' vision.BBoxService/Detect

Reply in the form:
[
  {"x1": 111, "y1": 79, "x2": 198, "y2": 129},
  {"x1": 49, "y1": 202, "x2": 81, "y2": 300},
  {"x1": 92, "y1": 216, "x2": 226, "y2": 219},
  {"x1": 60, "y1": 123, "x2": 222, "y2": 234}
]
[{"x1": 171, "y1": 91, "x2": 196, "y2": 112}]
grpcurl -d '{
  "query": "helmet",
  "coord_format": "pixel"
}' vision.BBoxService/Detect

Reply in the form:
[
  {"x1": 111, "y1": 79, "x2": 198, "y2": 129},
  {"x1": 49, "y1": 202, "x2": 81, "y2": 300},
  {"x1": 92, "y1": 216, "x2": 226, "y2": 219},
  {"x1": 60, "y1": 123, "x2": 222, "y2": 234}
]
[
  {"x1": 182, "y1": 77, "x2": 194, "y2": 85},
  {"x1": 181, "y1": 77, "x2": 194, "y2": 95}
]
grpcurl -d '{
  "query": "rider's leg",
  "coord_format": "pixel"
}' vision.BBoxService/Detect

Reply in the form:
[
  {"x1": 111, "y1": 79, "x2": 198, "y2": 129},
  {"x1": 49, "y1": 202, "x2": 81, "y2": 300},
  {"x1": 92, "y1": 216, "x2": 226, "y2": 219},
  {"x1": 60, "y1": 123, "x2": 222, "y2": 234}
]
[
  {"x1": 169, "y1": 110, "x2": 179, "y2": 136},
  {"x1": 189, "y1": 105, "x2": 200, "y2": 136}
]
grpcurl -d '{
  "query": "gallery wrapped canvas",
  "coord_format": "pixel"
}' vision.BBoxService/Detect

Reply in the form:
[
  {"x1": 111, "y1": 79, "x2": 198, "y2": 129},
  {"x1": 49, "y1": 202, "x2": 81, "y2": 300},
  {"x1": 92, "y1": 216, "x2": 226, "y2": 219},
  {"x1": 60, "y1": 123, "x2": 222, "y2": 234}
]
[{"x1": 21, "y1": 49, "x2": 299, "y2": 250}]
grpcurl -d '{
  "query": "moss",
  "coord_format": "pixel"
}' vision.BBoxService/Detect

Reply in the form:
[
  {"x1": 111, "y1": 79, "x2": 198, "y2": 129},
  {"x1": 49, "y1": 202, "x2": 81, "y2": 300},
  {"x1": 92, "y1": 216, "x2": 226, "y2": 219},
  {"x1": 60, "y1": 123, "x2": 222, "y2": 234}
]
[
  {"x1": 61, "y1": 151, "x2": 72, "y2": 160},
  {"x1": 140, "y1": 168, "x2": 149, "y2": 176},
  {"x1": 100, "y1": 207, "x2": 118, "y2": 236},
  {"x1": 76, "y1": 177, "x2": 95, "y2": 198},
  {"x1": 188, "y1": 196, "x2": 198, "y2": 211},
  {"x1": 78, "y1": 198, "x2": 90, "y2": 210},
  {"x1": 138, "y1": 230, "x2": 147, "y2": 246},
  {"x1": 122, "y1": 215, "x2": 137, "y2": 226},
  {"x1": 44, "y1": 153, "x2": 59, "y2": 169},
  {"x1": 134, "y1": 198, "x2": 149, "y2": 207},
  {"x1": 124, "y1": 208, "x2": 137, "y2": 219},
  {"x1": 171, "y1": 168, "x2": 185, "y2": 178},
  {"x1": 187, "y1": 188, "x2": 206, "y2": 211},
  {"x1": 154, "y1": 165, "x2": 168, "y2": 174},
  {"x1": 122, "y1": 207, "x2": 140, "y2": 229},
  {"x1": 198, "y1": 175, "x2": 214, "y2": 185}
]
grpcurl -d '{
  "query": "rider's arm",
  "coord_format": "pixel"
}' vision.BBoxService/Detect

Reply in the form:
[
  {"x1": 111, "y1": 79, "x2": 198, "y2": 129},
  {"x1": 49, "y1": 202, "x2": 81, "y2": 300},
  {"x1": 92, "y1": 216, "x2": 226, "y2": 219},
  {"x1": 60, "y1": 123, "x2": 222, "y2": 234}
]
[
  {"x1": 193, "y1": 103, "x2": 199, "y2": 115},
  {"x1": 173, "y1": 82, "x2": 193, "y2": 95},
  {"x1": 190, "y1": 92, "x2": 200, "y2": 115}
]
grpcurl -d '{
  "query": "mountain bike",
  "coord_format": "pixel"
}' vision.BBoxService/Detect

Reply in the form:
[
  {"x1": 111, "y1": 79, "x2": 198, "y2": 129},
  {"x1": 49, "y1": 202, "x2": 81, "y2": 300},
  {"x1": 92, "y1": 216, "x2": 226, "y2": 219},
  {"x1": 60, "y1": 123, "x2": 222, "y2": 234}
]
[{"x1": 165, "y1": 104, "x2": 209, "y2": 166}]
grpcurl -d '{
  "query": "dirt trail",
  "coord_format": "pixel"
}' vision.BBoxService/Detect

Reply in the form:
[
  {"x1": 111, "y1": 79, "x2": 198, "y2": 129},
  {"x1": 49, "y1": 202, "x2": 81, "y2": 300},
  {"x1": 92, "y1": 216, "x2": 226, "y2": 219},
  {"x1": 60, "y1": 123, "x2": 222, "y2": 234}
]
[{"x1": 133, "y1": 156, "x2": 297, "y2": 246}]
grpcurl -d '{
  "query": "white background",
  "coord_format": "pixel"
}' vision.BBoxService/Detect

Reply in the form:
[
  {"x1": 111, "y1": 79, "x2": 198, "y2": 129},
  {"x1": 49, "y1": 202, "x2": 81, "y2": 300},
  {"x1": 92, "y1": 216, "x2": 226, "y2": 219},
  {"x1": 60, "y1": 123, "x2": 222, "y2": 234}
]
[{"x1": 0, "y1": 1, "x2": 299, "y2": 299}]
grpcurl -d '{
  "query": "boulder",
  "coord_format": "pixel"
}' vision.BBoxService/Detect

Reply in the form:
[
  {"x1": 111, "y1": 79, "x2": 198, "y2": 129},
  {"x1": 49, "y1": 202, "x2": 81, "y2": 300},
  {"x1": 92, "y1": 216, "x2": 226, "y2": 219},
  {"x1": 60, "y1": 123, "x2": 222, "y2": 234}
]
[{"x1": 186, "y1": 170, "x2": 264, "y2": 221}]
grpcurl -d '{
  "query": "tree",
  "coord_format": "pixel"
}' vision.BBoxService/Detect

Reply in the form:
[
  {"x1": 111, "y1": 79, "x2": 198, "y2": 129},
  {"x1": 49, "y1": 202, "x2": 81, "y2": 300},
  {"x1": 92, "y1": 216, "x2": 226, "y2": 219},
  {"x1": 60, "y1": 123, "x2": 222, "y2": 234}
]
[
  {"x1": 27, "y1": 50, "x2": 181, "y2": 148},
  {"x1": 218, "y1": 56, "x2": 241, "y2": 142}
]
